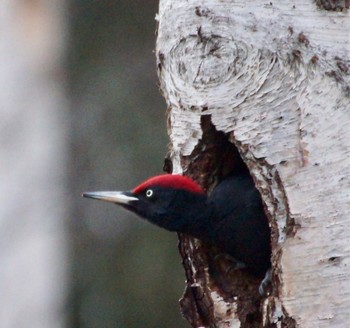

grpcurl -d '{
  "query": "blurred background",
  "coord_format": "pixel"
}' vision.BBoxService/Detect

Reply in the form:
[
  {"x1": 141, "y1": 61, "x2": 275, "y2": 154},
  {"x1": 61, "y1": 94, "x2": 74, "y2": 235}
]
[{"x1": 0, "y1": 0, "x2": 188, "y2": 327}]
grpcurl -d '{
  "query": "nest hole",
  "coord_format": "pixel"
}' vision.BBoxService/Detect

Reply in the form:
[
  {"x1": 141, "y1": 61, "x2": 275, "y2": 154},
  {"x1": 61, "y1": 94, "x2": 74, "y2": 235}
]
[{"x1": 164, "y1": 115, "x2": 272, "y2": 327}]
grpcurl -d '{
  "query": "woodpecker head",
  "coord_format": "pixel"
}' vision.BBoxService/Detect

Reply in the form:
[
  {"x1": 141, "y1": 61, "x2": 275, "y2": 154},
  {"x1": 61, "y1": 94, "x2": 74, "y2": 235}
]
[{"x1": 83, "y1": 174, "x2": 207, "y2": 232}]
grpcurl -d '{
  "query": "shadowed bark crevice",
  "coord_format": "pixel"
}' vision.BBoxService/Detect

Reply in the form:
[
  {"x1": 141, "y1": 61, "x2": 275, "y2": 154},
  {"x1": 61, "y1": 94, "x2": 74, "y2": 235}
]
[{"x1": 166, "y1": 115, "x2": 272, "y2": 327}]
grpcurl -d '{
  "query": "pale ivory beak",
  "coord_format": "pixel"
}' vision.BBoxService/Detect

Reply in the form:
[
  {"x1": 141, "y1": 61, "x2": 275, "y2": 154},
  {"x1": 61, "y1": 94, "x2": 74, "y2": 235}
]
[{"x1": 82, "y1": 191, "x2": 138, "y2": 205}]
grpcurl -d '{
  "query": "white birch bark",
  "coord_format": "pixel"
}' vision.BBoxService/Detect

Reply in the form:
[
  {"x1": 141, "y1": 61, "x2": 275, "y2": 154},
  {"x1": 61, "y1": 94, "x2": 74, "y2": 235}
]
[
  {"x1": 157, "y1": 1, "x2": 350, "y2": 327},
  {"x1": 0, "y1": 1, "x2": 67, "y2": 327}
]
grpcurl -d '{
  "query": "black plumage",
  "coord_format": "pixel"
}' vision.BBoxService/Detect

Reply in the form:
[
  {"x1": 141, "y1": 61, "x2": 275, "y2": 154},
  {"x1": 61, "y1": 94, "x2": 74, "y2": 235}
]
[{"x1": 83, "y1": 173, "x2": 271, "y2": 276}]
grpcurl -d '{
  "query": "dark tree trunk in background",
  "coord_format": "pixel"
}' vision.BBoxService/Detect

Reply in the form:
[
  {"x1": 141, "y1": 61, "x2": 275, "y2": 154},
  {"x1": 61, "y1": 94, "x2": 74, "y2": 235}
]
[{"x1": 156, "y1": 1, "x2": 350, "y2": 327}]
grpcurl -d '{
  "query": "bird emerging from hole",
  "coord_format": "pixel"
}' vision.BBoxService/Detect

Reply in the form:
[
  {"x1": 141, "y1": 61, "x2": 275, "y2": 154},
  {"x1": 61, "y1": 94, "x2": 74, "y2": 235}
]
[{"x1": 83, "y1": 173, "x2": 271, "y2": 292}]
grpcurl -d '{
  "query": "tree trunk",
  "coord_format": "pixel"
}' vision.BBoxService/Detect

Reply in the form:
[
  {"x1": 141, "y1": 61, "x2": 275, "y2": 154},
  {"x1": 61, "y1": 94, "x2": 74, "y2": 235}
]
[
  {"x1": 0, "y1": 1, "x2": 67, "y2": 327},
  {"x1": 156, "y1": 1, "x2": 350, "y2": 327}
]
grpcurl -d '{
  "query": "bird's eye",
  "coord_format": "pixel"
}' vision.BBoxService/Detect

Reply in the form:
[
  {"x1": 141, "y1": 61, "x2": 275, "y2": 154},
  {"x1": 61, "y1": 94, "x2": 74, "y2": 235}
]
[{"x1": 146, "y1": 189, "x2": 153, "y2": 198}]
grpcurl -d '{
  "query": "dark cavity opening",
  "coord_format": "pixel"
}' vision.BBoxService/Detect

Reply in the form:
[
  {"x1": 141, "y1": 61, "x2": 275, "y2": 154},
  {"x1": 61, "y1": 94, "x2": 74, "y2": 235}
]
[{"x1": 164, "y1": 115, "x2": 272, "y2": 328}]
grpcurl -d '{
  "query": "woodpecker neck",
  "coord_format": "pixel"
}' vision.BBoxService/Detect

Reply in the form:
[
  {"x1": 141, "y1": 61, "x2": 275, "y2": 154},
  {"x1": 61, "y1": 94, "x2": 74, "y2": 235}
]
[
  {"x1": 139, "y1": 188, "x2": 215, "y2": 242},
  {"x1": 174, "y1": 194, "x2": 216, "y2": 242}
]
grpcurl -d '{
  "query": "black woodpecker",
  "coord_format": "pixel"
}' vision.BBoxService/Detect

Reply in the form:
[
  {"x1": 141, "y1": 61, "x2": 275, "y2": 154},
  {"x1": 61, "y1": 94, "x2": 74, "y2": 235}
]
[{"x1": 83, "y1": 173, "x2": 271, "y2": 279}]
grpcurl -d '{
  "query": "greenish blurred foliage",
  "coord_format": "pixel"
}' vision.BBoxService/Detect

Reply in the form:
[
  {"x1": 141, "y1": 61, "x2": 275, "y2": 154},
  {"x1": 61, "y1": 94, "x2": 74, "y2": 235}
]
[{"x1": 67, "y1": 1, "x2": 189, "y2": 327}]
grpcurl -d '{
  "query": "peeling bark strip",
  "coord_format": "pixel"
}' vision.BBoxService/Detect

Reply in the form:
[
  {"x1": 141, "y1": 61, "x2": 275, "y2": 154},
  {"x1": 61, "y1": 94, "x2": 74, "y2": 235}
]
[
  {"x1": 157, "y1": 1, "x2": 350, "y2": 327},
  {"x1": 315, "y1": 0, "x2": 349, "y2": 11}
]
